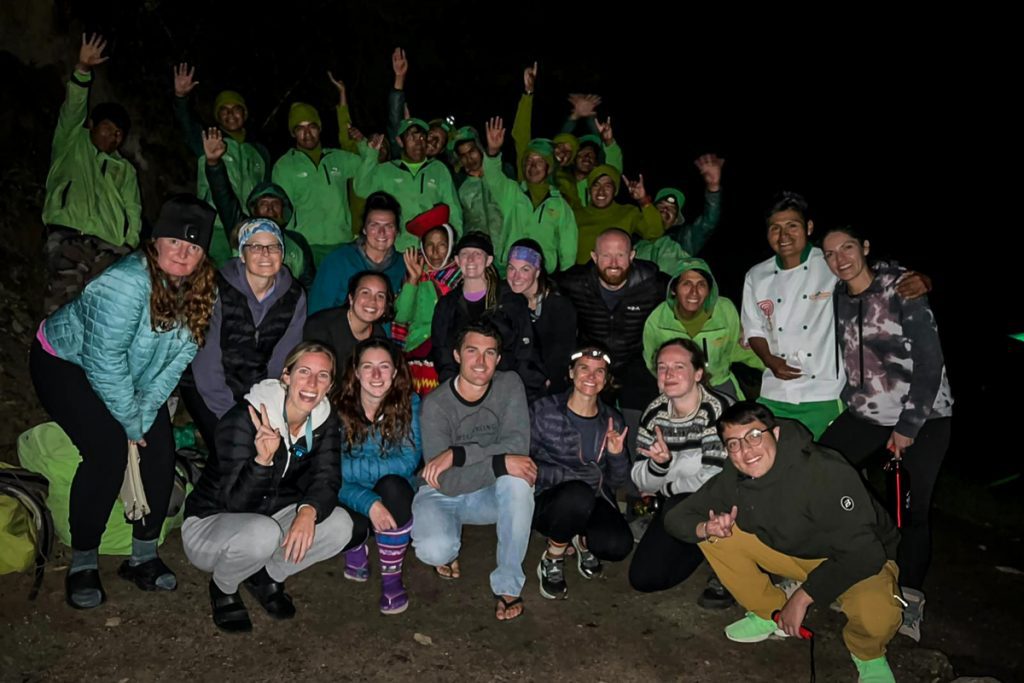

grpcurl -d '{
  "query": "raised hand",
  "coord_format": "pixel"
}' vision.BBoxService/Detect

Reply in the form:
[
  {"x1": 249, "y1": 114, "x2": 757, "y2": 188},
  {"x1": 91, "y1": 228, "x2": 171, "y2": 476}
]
[
  {"x1": 595, "y1": 116, "x2": 614, "y2": 145},
  {"x1": 523, "y1": 61, "x2": 538, "y2": 95},
  {"x1": 173, "y1": 62, "x2": 198, "y2": 97},
  {"x1": 623, "y1": 173, "x2": 647, "y2": 201},
  {"x1": 367, "y1": 133, "x2": 385, "y2": 151},
  {"x1": 327, "y1": 70, "x2": 347, "y2": 106},
  {"x1": 568, "y1": 93, "x2": 602, "y2": 119},
  {"x1": 485, "y1": 116, "x2": 506, "y2": 156},
  {"x1": 605, "y1": 417, "x2": 628, "y2": 455},
  {"x1": 392, "y1": 47, "x2": 408, "y2": 88},
  {"x1": 77, "y1": 33, "x2": 109, "y2": 73},
  {"x1": 202, "y1": 127, "x2": 226, "y2": 164},
  {"x1": 694, "y1": 153, "x2": 725, "y2": 192},
  {"x1": 705, "y1": 505, "x2": 739, "y2": 538},
  {"x1": 403, "y1": 247, "x2": 424, "y2": 283},
  {"x1": 248, "y1": 402, "x2": 281, "y2": 465},
  {"x1": 637, "y1": 425, "x2": 670, "y2": 464},
  {"x1": 347, "y1": 125, "x2": 365, "y2": 142}
]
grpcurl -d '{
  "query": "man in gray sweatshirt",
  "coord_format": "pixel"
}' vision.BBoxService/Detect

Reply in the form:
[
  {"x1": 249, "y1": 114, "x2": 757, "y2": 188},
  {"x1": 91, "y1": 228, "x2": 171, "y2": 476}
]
[{"x1": 411, "y1": 320, "x2": 536, "y2": 621}]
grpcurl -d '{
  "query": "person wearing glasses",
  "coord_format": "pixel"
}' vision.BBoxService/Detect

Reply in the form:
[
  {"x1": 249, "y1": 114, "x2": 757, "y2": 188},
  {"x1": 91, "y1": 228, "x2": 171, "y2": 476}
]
[
  {"x1": 182, "y1": 218, "x2": 306, "y2": 459},
  {"x1": 183, "y1": 342, "x2": 353, "y2": 633},
  {"x1": 663, "y1": 401, "x2": 903, "y2": 683},
  {"x1": 528, "y1": 346, "x2": 632, "y2": 600},
  {"x1": 628, "y1": 338, "x2": 734, "y2": 609}
]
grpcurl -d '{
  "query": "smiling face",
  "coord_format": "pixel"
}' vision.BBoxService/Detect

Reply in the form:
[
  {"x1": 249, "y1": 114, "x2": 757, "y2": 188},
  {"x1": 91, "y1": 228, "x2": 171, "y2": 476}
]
[
  {"x1": 89, "y1": 119, "x2": 125, "y2": 154},
  {"x1": 348, "y1": 274, "x2": 389, "y2": 326},
  {"x1": 363, "y1": 209, "x2": 398, "y2": 253},
  {"x1": 456, "y1": 140, "x2": 483, "y2": 174},
  {"x1": 293, "y1": 121, "x2": 321, "y2": 150},
  {"x1": 592, "y1": 231, "x2": 634, "y2": 288},
  {"x1": 400, "y1": 126, "x2": 427, "y2": 162},
  {"x1": 655, "y1": 344, "x2": 704, "y2": 400},
  {"x1": 575, "y1": 146, "x2": 598, "y2": 175},
  {"x1": 722, "y1": 420, "x2": 780, "y2": 479},
  {"x1": 217, "y1": 103, "x2": 246, "y2": 132},
  {"x1": 240, "y1": 233, "x2": 283, "y2": 279},
  {"x1": 674, "y1": 270, "x2": 710, "y2": 318},
  {"x1": 570, "y1": 356, "x2": 609, "y2": 398},
  {"x1": 283, "y1": 351, "x2": 334, "y2": 417},
  {"x1": 656, "y1": 199, "x2": 679, "y2": 227},
  {"x1": 505, "y1": 257, "x2": 539, "y2": 297},
  {"x1": 554, "y1": 142, "x2": 573, "y2": 167},
  {"x1": 154, "y1": 237, "x2": 205, "y2": 279},
  {"x1": 524, "y1": 152, "x2": 550, "y2": 184},
  {"x1": 589, "y1": 175, "x2": 616, "y2": 209},
  {"x1": 454, "y1": 331, "x2": 500, "y2": 388},
  {"x1": 455, "y1": 246, "x2": 492, "y2": 280},
  {"x1": 422, "y1": 228, "x2": 450, "y2": 270},
  {"x1": 822, "y1": 230, "x2": 871, "y2": 284},
  {"x1": 426, "y1": 126, "x2": 448, "y2": 158},
  {"x1": 356, "y1": 346, "x2": 397, "y2": 403},
  {"x1": 766, "y1": 208, "x2": 812, "y2": 265}
]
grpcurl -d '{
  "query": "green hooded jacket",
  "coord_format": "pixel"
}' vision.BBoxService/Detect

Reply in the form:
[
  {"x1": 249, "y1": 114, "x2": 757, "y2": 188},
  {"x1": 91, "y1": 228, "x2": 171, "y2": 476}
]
[
  {"x1": 642, "y1": 257, "x2": 763, "y2": 399},
  {"x1": 482, "y1": 153, "x2": 578, "y2": 271},
  {"x1": 572, "y1": 165, "x2": 662, "y2": 263},
  {"x1": 42, "y1": 71, "x2": 141, "y2": 247},
  {"x1": 353, "y1": 146, "x2": 463, "y2": 252}
]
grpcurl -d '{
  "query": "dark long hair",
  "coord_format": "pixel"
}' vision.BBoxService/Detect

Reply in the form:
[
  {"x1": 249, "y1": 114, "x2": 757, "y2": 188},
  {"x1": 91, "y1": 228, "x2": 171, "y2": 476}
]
[
  {"x1": 142, "y1": 240, "x2": 217, "y2": 346},
  {"x1": 334, "y1": 338, "x2": 415, "y2": 453}
]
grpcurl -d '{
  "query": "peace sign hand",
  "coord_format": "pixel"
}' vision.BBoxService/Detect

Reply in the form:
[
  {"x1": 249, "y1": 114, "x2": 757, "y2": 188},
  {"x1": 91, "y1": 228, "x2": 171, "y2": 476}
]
[
  {"x1": 248, "y1": 402, "x2": 281, "y2": 465},
  {"x1": 637, "y1": 425, "x2": 671, "y2": 464},
  {"x1": 606, "y1": 417, "x2": 628, "y2": 456}
]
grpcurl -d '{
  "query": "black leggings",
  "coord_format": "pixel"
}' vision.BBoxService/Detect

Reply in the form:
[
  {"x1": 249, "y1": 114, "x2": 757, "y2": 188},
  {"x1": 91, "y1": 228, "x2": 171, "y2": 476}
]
[
  {"x1": 532, "y1": 480, "x2": 633, "y2": 561},
  {"x1": 629, "y1": 493, "x2": 706, "y2": 592},
  {"x1": 342, "y1": 475, "x2": 415, "y2": 551},
  {"x1": 820, "y1": 411, "x2": 951, "y2": 590},
  {"x1": 29, "y1": 339, "x2": 176, "y2": 550},
  {"x1": 179, "y1": 380, "x2": 221, "y2": 458}
]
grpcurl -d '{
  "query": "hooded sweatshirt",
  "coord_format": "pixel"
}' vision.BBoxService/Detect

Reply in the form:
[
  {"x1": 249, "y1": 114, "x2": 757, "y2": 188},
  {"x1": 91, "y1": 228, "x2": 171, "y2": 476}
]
[
  {"x1": 834, "y1": 261, "x2": 953, "y2": 437},
  {"x1": 392, "y1": 224, "x2": 462, "y2": 352},
  {"x1": 450, "y1": 129, "x2": 509, "y2": 245},
  {"x1": 655, "y1": 187, "x2": 723, "y2": 256},
  {"x1": 572, "y1": 165, "x2": 663, "y2": 263},
  {"x1": 642, "y1": 257, "x2": 763, "y2": 400},
  {"x1": 189, "y1": 258, "x2": 307, "y2": 419},
  {"x1": 307, "y1": 238, "x2": 405, "y2": 315}
]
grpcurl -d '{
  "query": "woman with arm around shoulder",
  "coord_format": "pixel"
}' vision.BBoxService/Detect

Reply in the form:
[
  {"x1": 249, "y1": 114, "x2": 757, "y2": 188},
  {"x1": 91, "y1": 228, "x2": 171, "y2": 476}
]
[
  {"x1": 29, "y1": 194, "x2": 218, "y2": 609},
  {"x1": 818, "y1": 226, "x2": 953, "y2": 642},
  {"x1": 336, "y1": 338, "x2": 421, "y2": 615},
  {"x1": 181, "y1": 341, "x2": 353, "y2": 632}
]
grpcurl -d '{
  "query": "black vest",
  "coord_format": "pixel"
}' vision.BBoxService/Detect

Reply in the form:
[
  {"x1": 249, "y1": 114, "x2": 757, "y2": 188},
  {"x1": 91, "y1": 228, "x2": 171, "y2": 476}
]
[{"x1": 218, "y1": 272, "x2": 303, "y2": 400}]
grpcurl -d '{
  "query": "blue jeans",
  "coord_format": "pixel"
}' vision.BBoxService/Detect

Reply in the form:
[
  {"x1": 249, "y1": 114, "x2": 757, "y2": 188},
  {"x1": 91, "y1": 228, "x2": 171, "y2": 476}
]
[{"x1": 411, "y1": 475, "x2": 535, "y2": 597}]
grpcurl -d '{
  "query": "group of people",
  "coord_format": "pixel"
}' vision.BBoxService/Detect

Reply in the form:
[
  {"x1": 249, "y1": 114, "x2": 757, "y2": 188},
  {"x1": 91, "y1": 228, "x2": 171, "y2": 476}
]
[{"x1": 27, "y1": 34, "x2": 955, "y2": 682}]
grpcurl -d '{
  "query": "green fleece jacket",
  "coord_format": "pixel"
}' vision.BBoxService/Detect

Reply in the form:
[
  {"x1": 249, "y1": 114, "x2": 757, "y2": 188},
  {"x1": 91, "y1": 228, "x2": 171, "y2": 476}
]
[
  {"x1": 335, "y1": 104, "x2": 367, "y2": 236},
  {"x1": 642, "y1": 257, "x2": 763, "y2": 398},
  {"x1": 42, "y1": 71, "x2": 141, "y2": 247},
  {"x1": 353, "y1": 148, "x2": 463, "y2": 252},
  {"x1": 271, "y1": 145, "x2": 363, "y2": 248},
  {"x1": 572, "y1": 165, "x2": 662, "y2": 263},
  {"x1": 482, "y1": 154, "x2": 577, "y2": 271}
]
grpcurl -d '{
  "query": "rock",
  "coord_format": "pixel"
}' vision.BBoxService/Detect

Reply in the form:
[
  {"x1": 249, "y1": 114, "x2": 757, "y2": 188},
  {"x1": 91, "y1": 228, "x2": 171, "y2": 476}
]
[
  {"x1": 413, "y1": 632, "x2": 433, "y2": 646},
  {"x1": 105, "y1": 617, "x2": 122, "y2": 627}
]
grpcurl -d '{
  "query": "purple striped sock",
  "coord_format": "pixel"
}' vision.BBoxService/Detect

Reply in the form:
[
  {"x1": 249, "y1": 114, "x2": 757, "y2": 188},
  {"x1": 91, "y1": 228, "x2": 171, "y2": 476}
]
[{"x1": 377, "y1": 520, "x2": 412, "y2": 574}]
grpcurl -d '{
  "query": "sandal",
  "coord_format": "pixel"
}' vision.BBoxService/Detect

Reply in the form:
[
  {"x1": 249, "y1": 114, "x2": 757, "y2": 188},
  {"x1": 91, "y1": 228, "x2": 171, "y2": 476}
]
[
  {"x1": 65, "y1": 568, "x2": 106, "y2": 610},
  {"x1": 494, "y1": 594, "x2": 524, "y2": 622},
  {"x1": 208, "y1": 579, "x2": 252, "y2": 633},
  {"x1": 117, "y1": 557, "x2": 177, "y2": 592},
  {"x1": 243, "y1": 570, "x2": 296, "y2": 620},
  {"x1": 435, "y1": 559, "x2": 461, "y2": 580}
]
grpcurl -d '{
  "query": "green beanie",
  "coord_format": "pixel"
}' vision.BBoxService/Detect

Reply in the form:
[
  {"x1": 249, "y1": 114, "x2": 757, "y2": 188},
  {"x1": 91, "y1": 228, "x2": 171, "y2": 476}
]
[
  {"x1": 522, "y1": 138, "x2": 555, "y2": 176},
  {"x1": 288, "y1": 102, "x2": 321, "y2": 132},
  {"x1": 654, "y1": 187, "x2": 687, "y2": 211},
  {"x1": 552, "y1": 133, "x2": 579, "y2": 163},
  {"x1": 587, "y1": 164, "x2": 621, "y2": 193},
  {"x1": 213, "y1": 90, "x2": 247, "y2": 120}
]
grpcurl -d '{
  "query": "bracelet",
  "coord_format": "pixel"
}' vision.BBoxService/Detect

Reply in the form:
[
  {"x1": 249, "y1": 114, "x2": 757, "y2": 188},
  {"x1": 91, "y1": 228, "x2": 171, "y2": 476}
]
[
  {"x1": 699, "y1": 521, "x2": 708, "y2": 541},
  {"x1": 706, "y1": 533, "x2": 719, "y2": 545}
]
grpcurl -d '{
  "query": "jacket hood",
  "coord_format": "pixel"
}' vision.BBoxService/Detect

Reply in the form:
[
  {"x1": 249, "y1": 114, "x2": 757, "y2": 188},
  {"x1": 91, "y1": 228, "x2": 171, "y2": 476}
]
[
  {"x1": 552, "y1": 133, "x2": 579, "y2": 164},
  {"x1": 220, "y1": 257, "x2": 296, "y2": 306},
  {"x1": 587, "y1": 164, "x2": 622, "y2": 193},
  {"x1": 666, "y1": 256, "x2": 719, "y2": 314},
  {"x1": 243, "y1": 378, "x2": 333, "y2": 436},
  {"x1": 654, "y1": 188, "x2": 687, "y2": 227},
  {"x1": 246, "y1": 182, "x2": 294, "y2": 226},
  {"x1": 419, "y1": 223, "x2": 457, "y2": 271}
]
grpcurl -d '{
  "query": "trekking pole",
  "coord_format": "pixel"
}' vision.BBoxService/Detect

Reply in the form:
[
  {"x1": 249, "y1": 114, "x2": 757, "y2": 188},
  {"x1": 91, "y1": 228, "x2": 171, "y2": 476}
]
[{"x1": 772, "y1": 610, "x2": 814, "y2": 683}]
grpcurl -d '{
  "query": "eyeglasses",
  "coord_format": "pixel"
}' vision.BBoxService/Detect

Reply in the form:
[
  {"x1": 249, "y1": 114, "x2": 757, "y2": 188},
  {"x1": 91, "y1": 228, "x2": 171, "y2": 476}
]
[
  {"x1": 243, "y1": 243, "x2": 283, "y2": 255},
  {"x1": 571, "y1": 349, "x2": 612, "y2": 365},
  {"x1": 724, "y1": 428, "x2": 766, "y2": 453}
]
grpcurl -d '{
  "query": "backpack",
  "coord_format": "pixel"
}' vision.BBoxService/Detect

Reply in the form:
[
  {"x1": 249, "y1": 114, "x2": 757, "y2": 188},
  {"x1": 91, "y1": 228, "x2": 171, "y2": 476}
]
[{"x1": 0, "y1": 464, "x2": 55, "y2": 600}]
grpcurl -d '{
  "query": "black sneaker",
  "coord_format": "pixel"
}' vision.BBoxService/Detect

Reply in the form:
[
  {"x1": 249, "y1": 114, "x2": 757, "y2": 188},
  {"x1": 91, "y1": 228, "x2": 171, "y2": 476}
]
[
  {"x1": 572, "y1": 535, "x2": 603, "y2": 579},
  {"x1": 697, "y1": 575, "x2": 736, "y2": 610},
  {"x1": 243, "y1": 569, "x2": 296, "y2": 620},
  {"x1": 536, "y1": 553, "x2": 568, "y2": 600}
]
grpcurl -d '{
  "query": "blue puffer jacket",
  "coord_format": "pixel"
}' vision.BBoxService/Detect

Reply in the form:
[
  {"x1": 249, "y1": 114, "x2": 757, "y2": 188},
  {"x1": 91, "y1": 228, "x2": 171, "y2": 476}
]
[
  {"x1": 338, "y1": 394, "x2": 422, "y2": 516},
  {"x1": 43, "y1": 251, "x2": 200, "y2": 441}
]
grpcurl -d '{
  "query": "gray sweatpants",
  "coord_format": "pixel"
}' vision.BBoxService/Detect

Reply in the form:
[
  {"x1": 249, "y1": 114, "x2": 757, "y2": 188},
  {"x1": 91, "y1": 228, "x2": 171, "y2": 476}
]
[{"x1": 181, "y1": 505, "x2": 353, "y2": 593}]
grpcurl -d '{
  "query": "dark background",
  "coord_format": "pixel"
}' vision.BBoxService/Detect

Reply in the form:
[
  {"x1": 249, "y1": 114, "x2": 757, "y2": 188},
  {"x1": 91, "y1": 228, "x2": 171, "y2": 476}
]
[{"x1": 0, "y1": 2, "x2": 1010, "y2": 473}]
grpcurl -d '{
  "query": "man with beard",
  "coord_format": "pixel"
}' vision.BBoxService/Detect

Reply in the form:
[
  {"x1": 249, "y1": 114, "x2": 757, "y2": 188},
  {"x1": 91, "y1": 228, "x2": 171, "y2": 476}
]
[{"x1": 558, "y1": 228, "x2": 668, "y2": 443}]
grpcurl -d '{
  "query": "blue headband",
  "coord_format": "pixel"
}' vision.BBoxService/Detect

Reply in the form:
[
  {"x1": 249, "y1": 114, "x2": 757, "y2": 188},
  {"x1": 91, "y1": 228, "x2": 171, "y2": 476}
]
[{"x1": 508, "y1": 246, "x2": 542, "y2": 269}]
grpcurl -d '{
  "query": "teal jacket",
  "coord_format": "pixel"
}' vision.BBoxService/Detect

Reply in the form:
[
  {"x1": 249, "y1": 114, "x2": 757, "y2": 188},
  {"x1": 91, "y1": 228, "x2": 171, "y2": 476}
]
[
  {"x1": 353, "y1": 148, "x2": 463, "y2": 252},
  {"x1": 42, "y1": 70, "x2": 141, "y2": 247},
  {"x1": 272, "y1": 147, "x2": 363, "y2": 247},
  {"x1": 43, "y1": 252, "x2": 199, "y2": 441}
]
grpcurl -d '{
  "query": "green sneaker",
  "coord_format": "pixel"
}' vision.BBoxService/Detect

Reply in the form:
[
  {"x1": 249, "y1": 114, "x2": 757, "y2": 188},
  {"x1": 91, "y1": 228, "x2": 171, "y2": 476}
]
[
  {"x1": 724, "y1": 611, "x2": 785, "y2": 643},
  {"x1": 852, "y1": 655, "x2": 895, "y2": 683}
]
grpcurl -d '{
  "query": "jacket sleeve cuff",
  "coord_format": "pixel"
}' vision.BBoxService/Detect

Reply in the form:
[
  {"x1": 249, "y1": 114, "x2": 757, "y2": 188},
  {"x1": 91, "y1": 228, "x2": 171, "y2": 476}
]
[
  {"x1": 646, "y1": 459, "x2": 670, "y2": 476},
  {"x1": 491, "y1": 454, "x2": 508, "y2": 478},
  {"x1": 450, "y1": 446, "x2": 467, "y2": 467},
  {"x1": 71, "y1": 71, "x2": 92, "y2": 87}
]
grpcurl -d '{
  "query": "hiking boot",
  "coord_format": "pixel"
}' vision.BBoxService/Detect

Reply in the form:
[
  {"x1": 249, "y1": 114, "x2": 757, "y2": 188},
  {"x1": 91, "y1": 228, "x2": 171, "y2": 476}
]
[
  {"x1": 536, "y1": 553, "x2": 567, "y2": 600},
  {"x1": 571, "y1": 535, "x2": 602, "y2": 579},
  {"x1": 898, "y1": 587, "x2": 925, "y2": 642},
  {"x1": 697, "y1": 574, "x2": 736, "y2": 610},
  {"x1": 852, "y1": 654, "x2": 896, "y2": 683},
  {"x1": 724, "y1": 612, "x2": 785, "y2": 643}
]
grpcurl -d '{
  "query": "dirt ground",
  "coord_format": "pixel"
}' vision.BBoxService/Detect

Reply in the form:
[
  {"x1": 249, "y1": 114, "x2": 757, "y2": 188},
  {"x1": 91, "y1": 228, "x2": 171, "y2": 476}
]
[{"x1": 1, "y1": 503, "x2": 1021, "y2": 683}]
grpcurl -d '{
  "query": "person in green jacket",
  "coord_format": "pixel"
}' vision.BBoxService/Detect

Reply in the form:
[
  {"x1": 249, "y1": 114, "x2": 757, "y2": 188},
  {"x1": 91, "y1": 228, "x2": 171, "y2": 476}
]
[
  {"x1": 482, "y1": 117, "x2": 578, "y2": 272},
  {"x1": 449, "y1": 126, "x2": 507, "y2": 247},
  {"x1": 172, "y1": 63, "x2": 271, "y2": 267},
  {"x1": 642, "y1": 257, "x2": 763, "y2": 401},
  {"x1": 353, "y1": 119, "x2": 463, "y2": 253},
  {"x1": 572, "y1": 165, "x2": 663, "y2": 264},
  {"x1": 200, "y1": 129, "x2": 316, "y2": 288},
  {"x1": 272, "y1": 102, "x2": 364, "y2": 267},
  {"x1": 634, "y1": 154, "x2": 726, "y2": 275},
  {"x1": 42, "y1": 34, "x2": 141, "y2": 314}
]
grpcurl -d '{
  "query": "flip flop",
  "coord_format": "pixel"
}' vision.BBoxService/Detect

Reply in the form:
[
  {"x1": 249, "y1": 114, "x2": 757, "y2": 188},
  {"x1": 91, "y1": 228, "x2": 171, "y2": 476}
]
[
  {"x1": 435, "y1": 559, "x2": 461, "y2": 580},
  {"x1": 494, "y1": 594, "x2": 524, "y2": 622}
]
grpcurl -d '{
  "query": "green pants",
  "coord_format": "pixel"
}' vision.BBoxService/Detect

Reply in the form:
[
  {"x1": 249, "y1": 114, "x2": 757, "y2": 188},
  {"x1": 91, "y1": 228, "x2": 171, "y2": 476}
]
[{"x1": 756, "y1": 397, "x2": 844, "y2": 440}]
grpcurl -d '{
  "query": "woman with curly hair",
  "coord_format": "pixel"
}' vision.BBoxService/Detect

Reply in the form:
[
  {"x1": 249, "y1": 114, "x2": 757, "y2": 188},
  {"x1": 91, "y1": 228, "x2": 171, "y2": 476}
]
[
  {"x1": 29, "y1": 194, "x2": 218, "y2": 609},
  {"x1": 336, "y1": 338, "x2": 421, "y2": 615}
]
